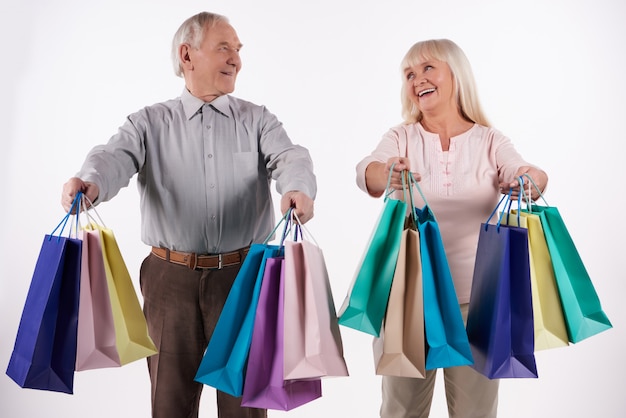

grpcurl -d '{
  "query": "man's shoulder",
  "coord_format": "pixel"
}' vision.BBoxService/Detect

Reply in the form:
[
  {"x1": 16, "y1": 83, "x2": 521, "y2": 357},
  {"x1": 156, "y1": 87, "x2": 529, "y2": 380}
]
[
  {"x1": 130, "y1": 96, "x2": 183, "y2": 120},
  {"x1": 226, "y1": 95, "x2": 266, "y2": 112}
]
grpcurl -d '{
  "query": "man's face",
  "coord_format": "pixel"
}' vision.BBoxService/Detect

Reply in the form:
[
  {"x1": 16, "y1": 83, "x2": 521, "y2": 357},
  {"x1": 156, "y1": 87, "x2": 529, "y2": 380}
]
[{"x1": 187, "y1": 20, "x2": 242, "y2": 99}]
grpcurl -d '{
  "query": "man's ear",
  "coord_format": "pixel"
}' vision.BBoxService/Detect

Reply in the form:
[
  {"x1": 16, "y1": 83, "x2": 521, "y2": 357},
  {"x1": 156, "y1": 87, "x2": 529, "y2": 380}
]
[{"x1": 179, "y1": 44, "x2": 193, "y2": 71}]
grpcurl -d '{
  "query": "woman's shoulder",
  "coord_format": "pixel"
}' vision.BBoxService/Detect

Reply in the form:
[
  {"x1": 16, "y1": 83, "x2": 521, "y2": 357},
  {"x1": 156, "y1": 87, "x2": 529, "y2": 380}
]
[{"x1": 471, "y1": 123, "x2": 509, "y2": 142}]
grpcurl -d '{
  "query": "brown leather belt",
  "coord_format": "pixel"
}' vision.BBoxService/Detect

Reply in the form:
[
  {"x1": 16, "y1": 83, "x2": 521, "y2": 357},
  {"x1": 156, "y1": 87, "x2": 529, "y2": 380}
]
[{"x1": 151, "y1": 246, "x2": 249, "y2": 270}]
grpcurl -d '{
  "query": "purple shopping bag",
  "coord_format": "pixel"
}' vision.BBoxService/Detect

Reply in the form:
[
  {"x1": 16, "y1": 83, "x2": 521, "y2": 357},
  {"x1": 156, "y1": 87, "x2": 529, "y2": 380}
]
[{"x1": 242, "y1": 256, "x2": 322, "y2": 410}]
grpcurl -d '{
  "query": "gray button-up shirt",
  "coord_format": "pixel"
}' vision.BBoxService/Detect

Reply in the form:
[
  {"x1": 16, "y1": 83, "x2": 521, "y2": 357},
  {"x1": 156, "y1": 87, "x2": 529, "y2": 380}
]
[{"x1": 77, "y1": 88, "x2": 317, "y2": 253}]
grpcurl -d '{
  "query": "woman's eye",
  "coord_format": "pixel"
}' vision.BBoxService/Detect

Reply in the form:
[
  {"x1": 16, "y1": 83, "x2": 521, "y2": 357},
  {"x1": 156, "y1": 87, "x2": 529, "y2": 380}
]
[
  {"x1": 424, "y1": 65, "x2": 433, "y2": 71},
  {"x1": 406, "y1": 72, "x2": 415, "y2": 80}
]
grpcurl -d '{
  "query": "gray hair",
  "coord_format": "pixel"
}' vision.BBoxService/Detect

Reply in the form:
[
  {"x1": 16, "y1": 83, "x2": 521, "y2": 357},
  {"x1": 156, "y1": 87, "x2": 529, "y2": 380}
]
[{"x1": 171, "y1": 12, "x2": 230, "y2": 77}]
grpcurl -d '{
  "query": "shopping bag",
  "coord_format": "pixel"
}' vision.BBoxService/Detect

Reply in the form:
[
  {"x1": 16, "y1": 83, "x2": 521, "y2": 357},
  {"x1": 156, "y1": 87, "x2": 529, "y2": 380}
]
[
  {"x1": 467, "y1": 195, "x2": 537, "y2": 379},
  {"x1": 522, "y1": 175, "x2": 612, "y2": 343},
  {"x1": 6, "y1": 195, "x2": 82, "y2": 393},
  {"x1": 415, "y1": 204, "x2": 473, "y2": 370},
  {"x1": 194, "y1": 243, "x2": 282, "y2": 397},
  {"x1": 502, "y1": 211, "x2": 569, "y2": 350},
  {"x1": 373, "y1": 226, "x2": 425, "y2": 378},
  {"x1": 283, "y1": 231, "x2": 349, "y2": 380},
  {"x1": 75, "y1": 228, "x2": 121, "y2": 370},
  {"x1": 242, "y1": 256, "x2": 322, "y2": 410},
  {"x1": 338, "y1": 180, "x2": 407, "y2": 337},
  {"x1": 87, "y1": 224, "x2": 158, "y2": 365}
]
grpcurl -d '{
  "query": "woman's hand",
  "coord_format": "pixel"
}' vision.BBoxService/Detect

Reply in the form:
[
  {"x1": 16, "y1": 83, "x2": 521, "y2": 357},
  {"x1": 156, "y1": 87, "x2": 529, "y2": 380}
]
[
  {"x1": 365, "y1": 157, "x2": 421, "y2": 196},
  {"x1": 499, "y1": 166, "x2": 548, "y2": 201}
]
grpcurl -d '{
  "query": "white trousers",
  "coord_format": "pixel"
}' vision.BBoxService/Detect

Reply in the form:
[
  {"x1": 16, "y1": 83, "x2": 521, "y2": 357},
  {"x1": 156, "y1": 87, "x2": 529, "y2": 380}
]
[{"x1": 380, "y1": 304, "x2": 499, "y2": 418}]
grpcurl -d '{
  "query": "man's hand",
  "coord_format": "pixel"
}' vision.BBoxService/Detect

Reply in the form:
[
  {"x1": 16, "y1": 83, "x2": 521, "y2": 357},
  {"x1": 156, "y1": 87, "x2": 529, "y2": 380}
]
[
  {"x1": 61, "y1": 177, "x2": 99, "y2": 212},
  {"x1": 280, "y1": 191, "x2": 314, "y2": 224}
]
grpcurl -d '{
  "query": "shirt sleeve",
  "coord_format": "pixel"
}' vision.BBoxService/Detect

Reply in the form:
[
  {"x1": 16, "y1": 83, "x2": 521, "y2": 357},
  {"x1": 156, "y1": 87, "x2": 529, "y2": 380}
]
[
  {"x1": 76, "y1": 112, "x2": 146, "y2": 204},
  {"x1": 259, "y1": 106, "x2": 317, "y2": 199}
]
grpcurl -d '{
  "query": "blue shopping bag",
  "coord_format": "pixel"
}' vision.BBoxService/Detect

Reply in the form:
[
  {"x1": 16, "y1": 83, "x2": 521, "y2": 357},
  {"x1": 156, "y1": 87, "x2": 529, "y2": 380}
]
[
  {"x1": 194, "y1": 243, "x2": 282, "y2": 397},
  {"x1": 467, "y1": 192, "x2": 537, "y2": 379},
  {"x1": 195, "y1": 211, "x2": 292, "y2": 397},
  {"x1": 6, "y1": 194, "x2": 83, "y2": 393},
  {"x1": 416, "y1": 205, "x2": 474, "y2": 370}
]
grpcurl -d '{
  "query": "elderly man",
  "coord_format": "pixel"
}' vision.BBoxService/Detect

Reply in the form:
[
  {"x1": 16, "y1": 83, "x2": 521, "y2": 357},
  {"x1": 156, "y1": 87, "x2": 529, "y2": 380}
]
[{"x1": 61, "y1": 11, "x2": 316, "y2": 418}]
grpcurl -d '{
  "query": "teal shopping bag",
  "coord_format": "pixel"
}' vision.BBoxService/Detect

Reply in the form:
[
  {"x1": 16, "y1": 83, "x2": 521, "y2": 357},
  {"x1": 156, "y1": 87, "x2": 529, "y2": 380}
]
[
  {"x1": 525, "y1": 206, "x2": 611, "y2": 343},
  {"x1": 338, "y1": 189, "x2": 407, "y2": 337},
  {"x1": 521, "y1": 175, "x2": 611, "y2": 343}
]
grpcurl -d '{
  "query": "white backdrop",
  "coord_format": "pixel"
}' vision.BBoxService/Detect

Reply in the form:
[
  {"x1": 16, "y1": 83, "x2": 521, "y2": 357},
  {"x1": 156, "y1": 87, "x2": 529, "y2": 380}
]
[{"x1": 1, "y1": 0, "x2": 625, "y2": 417}]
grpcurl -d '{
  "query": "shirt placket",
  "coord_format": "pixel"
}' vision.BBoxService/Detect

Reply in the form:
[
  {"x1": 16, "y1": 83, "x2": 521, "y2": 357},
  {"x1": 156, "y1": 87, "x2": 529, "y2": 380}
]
[{"x1": 202, "y1": 105, "x2": 219, "y2": 253}]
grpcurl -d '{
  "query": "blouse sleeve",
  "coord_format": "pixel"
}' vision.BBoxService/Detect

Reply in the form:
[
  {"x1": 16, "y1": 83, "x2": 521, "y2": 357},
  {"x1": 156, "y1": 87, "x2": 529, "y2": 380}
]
[{"x1": 355, "y1": 126, "x2": 404, "y2": 195}]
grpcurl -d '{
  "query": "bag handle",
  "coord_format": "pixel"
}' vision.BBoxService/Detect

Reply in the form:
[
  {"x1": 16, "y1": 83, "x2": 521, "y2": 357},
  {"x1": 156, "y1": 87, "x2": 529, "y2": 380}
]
[
  {"x1": 520, "y1": 173, "x2": 549, "y2": 210},
  {"x1": 50, "y1": 192, "x2": 82, "y2": 241}
]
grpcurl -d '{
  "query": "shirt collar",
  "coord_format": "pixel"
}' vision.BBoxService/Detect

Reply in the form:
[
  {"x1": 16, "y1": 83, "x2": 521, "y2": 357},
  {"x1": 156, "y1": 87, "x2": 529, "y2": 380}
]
[{"x1": 181, "y1": 88, "x2": 231, "y2": 120}]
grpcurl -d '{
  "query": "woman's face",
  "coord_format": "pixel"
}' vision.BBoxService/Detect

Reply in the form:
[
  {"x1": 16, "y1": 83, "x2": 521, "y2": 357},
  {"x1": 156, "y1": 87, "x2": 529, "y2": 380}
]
[{"x1": 404, "y1": 58, "x2": 456, "y2": 117}]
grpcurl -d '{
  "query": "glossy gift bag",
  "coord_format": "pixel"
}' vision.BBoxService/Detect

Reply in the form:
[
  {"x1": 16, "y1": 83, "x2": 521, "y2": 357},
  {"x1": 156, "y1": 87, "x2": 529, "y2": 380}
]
[{"x1": 6, "y1": 195, "x2": 82, "y2": 393}]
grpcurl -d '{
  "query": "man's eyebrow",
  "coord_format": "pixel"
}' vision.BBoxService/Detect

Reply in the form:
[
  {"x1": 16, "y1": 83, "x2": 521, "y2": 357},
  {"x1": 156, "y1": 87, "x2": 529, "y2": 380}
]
[{"x1": 217, "y1": 41, "x2": 243, "y2": 49}]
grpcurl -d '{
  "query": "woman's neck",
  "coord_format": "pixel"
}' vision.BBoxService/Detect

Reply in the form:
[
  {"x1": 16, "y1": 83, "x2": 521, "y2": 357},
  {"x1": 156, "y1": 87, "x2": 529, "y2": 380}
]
[{"x1": 420, "y1": 114, "x2": 474, "y2": 151}]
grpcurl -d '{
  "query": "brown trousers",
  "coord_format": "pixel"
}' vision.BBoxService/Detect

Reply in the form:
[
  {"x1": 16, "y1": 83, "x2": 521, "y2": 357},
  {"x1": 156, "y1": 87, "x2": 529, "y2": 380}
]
[{"x1": 140, "y1": 254, "x2": 267, "y2": 418}]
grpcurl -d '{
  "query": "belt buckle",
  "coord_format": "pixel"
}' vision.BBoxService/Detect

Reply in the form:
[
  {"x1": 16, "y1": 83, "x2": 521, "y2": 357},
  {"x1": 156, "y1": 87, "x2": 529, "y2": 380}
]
[{"x1": 217, "y1": 253, "x2": 222, "y2": 270}]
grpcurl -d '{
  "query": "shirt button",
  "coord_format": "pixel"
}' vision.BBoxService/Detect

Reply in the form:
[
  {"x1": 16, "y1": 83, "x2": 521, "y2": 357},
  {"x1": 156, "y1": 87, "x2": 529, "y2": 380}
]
[
  {"x1": 210, "y1": 183, "x2": 215, "y2": 189},
  {"x1": 211, "y1": 215, "x2": 216, "y2": 220},
  {"x1": 207, "y1": 154, "x2": 213, "y2": 158},
  {"x1": 206, "y1": 125, "x2": 211, "y2": 129}
]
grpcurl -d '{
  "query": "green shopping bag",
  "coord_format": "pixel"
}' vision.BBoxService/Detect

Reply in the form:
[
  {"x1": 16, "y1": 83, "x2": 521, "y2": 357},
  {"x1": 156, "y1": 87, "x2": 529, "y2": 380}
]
[
  {"x1": 338, "y1": 167, "x2": 408, "y2": 337},
  {"x1": 522, "y1": 175, "x2": 612, "y2": 343}
]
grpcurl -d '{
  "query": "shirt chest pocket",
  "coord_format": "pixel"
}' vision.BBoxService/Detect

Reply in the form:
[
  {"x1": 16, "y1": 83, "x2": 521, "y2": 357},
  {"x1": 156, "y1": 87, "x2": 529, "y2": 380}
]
[{"x1": 232, "y1": 151, "x2": 261, "y2": 187}]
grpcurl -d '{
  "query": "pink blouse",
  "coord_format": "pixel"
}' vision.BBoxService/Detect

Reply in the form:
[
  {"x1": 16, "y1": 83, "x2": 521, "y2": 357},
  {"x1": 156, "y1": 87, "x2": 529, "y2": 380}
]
[{"x1": 356, "y1": 123, "x2": 530, "y2": 303}]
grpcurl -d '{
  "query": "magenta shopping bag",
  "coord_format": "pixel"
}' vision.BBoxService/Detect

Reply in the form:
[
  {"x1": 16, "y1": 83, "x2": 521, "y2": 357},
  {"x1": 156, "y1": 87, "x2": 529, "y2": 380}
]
[{"x1": 242, "y1": 256, "x2": 322, "y2": 410}]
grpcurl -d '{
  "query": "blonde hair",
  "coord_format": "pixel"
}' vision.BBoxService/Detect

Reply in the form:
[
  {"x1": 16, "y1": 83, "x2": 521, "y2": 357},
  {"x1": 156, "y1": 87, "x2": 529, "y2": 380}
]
[
  {"x1": 400, "y1": 39, "x2": 490, "y2": 127},
  {"x1": 171, "y1": 12, "x2": 229, "y2": 77}
]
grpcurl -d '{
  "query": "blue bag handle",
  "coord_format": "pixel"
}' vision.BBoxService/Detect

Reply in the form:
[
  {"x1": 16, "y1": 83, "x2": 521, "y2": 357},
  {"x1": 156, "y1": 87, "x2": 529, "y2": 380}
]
[{"x1": 49, "y1": 192, "x2": 82, "y2": 242}]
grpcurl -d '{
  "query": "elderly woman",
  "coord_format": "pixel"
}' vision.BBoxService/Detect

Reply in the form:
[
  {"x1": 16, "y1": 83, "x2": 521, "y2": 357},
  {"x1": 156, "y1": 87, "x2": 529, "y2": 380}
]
[{"x1": 356, "y1": 39, "x2": 548, "y2": 417}]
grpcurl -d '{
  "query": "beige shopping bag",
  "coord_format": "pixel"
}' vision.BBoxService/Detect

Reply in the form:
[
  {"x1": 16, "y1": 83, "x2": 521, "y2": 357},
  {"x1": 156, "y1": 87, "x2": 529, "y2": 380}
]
[{"x1": 373, "y1": 227, "x2": 425, "y2": 377}]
